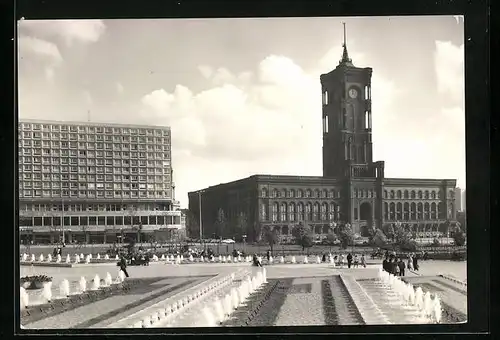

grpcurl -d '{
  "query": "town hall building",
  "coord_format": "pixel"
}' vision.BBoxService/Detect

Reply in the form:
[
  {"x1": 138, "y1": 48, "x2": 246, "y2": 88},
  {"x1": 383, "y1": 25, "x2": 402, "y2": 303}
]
[{"x1": 188, "y1": 27, "x2": 458, "y2": 243}]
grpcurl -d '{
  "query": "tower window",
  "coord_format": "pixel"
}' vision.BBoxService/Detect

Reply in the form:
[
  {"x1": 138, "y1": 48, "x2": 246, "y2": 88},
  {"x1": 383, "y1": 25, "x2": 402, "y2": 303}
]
[
  {"x1": 365, "y1": 111, "x2": 369, "y2": 129},
  {"x1": 364, "y1": 85, "x2": 371, "y2": 100},
  {"x1": 322, "y1": 91, "x2": 329, "y2": 105},
  {"x1": 323, "y1": 115, "x2": 329, "y2": 134}
]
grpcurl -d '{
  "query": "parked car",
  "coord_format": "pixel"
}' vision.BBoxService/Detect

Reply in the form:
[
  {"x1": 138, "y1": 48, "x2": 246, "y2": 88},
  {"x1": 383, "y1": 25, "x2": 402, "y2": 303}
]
[{"x1": 221, "y1": 239, "x2": 235, "y2": 244}]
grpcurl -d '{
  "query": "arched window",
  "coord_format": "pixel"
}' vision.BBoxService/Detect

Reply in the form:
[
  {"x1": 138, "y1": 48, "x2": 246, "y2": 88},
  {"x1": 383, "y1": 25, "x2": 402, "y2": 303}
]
[
  {"x1": 290, "y1": 189, "x2": 295, "y2": 198},
  {"x1": 272, "y1": 202, "x2": 278, "y2": 221},
  {"x1": 335, "y1": 204, "x2": 340, "y2": 221},
  {"x1": 424, "y1": 202, "x2": 430, "y2": 219},
  {"x1": 410, "y1": 190, "x2": 416, "y2": 199},
  {"x1": 430, "y1": 191, "x2": 436, "y2": 199},
  {"x1": 404, "y1": 190, "x2": 409, "y2": 199},
  {"x1": 289, "y1": 203, "x2": 296, "y2": 221},
  {"x1": 261, "y1": 188, "x2": 268, "y2": 198},
  {"x1": 315, "y1": 189, "x2": 321, "y2": 198},
  {"x1": 321, "y1": 202, "x2": 327, "y2": 220},
  {"x1": 279, "y1": 203, "x2": 286, "y2": 222},
  {"x1": 297, "y1": 202, "x2": 304, "y2": 221},
  {"x1": 383, "y1": 202, "x2": 389, "y2": 220},
  {"x1": 282, "y1": 189, "x2": 287, "y2": 198},
  {"x1": 410, "y1": 202, "x2": 416, "y2": 220},
  {"x1": 329, "y1": 202, "x2": 335, "y2": 220},
  {"x1": 424, "y1": 190, "x2": 429, "y2": 199},
  {"x1": 329, "y1": 190, "x2": 335, "y2": 198},
  {"x1": 282, "y1": 225, "x2": 289, "y2": 235},
  {"x1": 384, "y1": 190, "x2": 388, "y2": 198},
  {"x1": 322, "y1": 189, "x2": 328, "y2": 198},
  {"x1": 305, "y1": 203, "x2": 312, "y2": 220},
  {"x1": 389, "y1": 202, "x2": 395, "y2": 220},
  {"x1": 418, "y1": 190, "x2": 423, "y2": 199},
  {"x1": 430, "y1": 202, "x2": 437, "y2": 219},
  {"x1": 359, "y1": 190, "x2": 364, "y2": 198},
  {"x1": 272, "y1": 188, "x2": 278, "y2": 198},
  {"x1": 397, "y1": 190, "x2": 402, "y2": 199},
  {"x1": 390, "y1": 190, "x2": 395, "y2": 199},
  {"x1": 403, "y1": 202, "x2": 410, "y2": 220},
  {"x1": 297, "y1": 189, "x2": 303, "y2": 198},
  {"x1": 313, "y1": 202, "x2": 320, "y2": 221},
  {"x1": 396, "y1": 202, "x2": 402, "y2": 220},
  {"x1": 417, "y1": 203, "x2": 423, "y2": 219},
  {"x1": 306, "y1": 189, "x2": 312, "y2": 198},
  {"x1": 354, "y1": 189, "x2": 358, "y2": 198},
  {"x1": 260, "y1": 203, "x2": 268, "y2": 221}
]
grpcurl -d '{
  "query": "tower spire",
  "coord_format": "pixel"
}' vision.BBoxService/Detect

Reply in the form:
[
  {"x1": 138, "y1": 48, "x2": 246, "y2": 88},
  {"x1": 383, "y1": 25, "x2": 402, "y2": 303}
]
[{"x1": 339, "y1": 22, "x2": 353, "y2": 66}]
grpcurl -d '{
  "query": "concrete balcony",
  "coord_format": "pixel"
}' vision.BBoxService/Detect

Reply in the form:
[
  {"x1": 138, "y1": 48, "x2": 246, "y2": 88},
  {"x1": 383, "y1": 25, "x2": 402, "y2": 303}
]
[{"x1": 19, "y1": 210, "x2": 181, "y2": 217}]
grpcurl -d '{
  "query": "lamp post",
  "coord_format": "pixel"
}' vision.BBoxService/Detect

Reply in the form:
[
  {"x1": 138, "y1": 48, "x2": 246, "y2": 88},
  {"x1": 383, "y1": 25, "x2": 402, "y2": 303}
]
[
  {"x1": 198, "y1": 190, "x2": 204, "y2": 250},
  {"x1": 242, "y1": 234, "x2": 247, "y2": 255}
]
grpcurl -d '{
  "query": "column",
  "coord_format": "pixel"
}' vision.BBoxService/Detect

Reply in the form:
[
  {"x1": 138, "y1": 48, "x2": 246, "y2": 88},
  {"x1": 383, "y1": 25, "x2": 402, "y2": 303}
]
[
  {"x1": 103, "y1": 233, "x2": 107, "y2": 244},
  {"x1": 85, "y1": 232, "x2": 90, "y2": 244}
]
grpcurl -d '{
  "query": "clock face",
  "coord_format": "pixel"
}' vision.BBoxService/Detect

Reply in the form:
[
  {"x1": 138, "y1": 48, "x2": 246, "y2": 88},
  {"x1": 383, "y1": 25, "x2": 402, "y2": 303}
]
[{"x1": 348, "y1": 88, "x2": 358, "y2": 99}]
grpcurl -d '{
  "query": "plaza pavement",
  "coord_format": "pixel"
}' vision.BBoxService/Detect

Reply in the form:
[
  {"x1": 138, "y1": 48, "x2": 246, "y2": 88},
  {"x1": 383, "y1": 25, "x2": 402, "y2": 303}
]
[{"x1": 20, "y1": 260, "x2": 467, "y2": 328}]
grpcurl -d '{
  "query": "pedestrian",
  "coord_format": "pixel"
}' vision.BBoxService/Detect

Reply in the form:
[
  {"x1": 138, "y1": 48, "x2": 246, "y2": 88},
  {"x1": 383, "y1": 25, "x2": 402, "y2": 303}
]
[
  {"x1": 360, "y1": 254, "x2": 366, "y2": 268},
  {"x1": 266, "y1": 250, "x2": 271, "y2": 261},
  {"x1": 52, "y1": 247, "x2": 58, "y2": 258},
  {"x1": 413, "y1": 253, "x2": 419, "y2": 271},
  {"x1": 118, "y1": 256, "x2": 130, "y2": 278},
  {"x1": 322, "y1": 253, "x2": 326, "y2": 263},
  {"x1": 407, "y1": 254, "x2": 413, "y2": 271},
  {"x1": 398, "y1": 258, "x2": 406, "y2": 276},
  {"x1": 347, "y1": 253, "x2": 353, "y2": 268},
  {"x1": 334, "y1": 255, "x2": 338, "y2": 266},
  {"x1": 394, "y1": 258, "x2": 400, "y2": 276},
  {"x1": 382, "y1": 256, "x2": 389, "y2": 273},
  {"x1": 339, "y1": 254, "x2": 345, "y2": 268},
  {"x1": 353, "y1": 254, "x2": 359, "y2": 268}
]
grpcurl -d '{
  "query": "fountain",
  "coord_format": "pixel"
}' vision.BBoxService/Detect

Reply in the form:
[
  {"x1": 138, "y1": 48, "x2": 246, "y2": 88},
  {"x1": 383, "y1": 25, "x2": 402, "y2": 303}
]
[
  {"x1": 268, "y1": 256, "x2": 273, "y2": 264},
  {"x1": 280, "y1": 256, "x2": 284, "y2": 263},
  {"x1": 330, "y1": 256, "x2": 335, "y2": 265},
  {"x1": 30, "y1": 254, "x2": 35, "y2": 262},
  {"x1": 104, "y1": 254, "x2": 109, "y2": 260},
  {"x1": 115, "y1": 254, "x2": 119, "y2": 260},
  {"x1": 415, "y1": 287, "x2": 424, "y2": 310},
  {"x1": 303, "y1": 256, "x2": 308, "y2": 264},
  {"x1": 230, "y1": 288, "x2": 240, "y2": 310},
  {"x1": 223, "y1": 293, "x2": 233, "y2": 316},
  {"x1": 423, "y1": 291, "x2": 433, "y2": 317},
  {"x1": 433, "y1": 295, "x2": 443, "y2": 323},
  {"x1": 22, "y1": 253, "x2": 27, "y2": 262},
  {"x1": 200, "y1": 255, "x2": 204, "y2": 262},
  {"x1": 227, "y1": 256, "x2": 232, "y2": 263},
  {"x1": 118, "y1": 270, "x2": 126, "y2": 282},
  {"x1": 201, "y1": 307, "x2": 216, "y2": 327},
  {"x1": 65, "y1": 254, "x2": 71, "y2": 263},
  {"x1": 238, "y1": 255, "x2": 242, "y2": 262},
  {"x1": 78, "y1": 276, "x2": 87, "y2": 292},
  {"x1": 176, "y1": 256, "x2": 181, "y2": 265},
  {"x1": 89, "y1": 254, "x2": 93, "y2": 260},
  {"x1": 222, "y1": 256, "x2": 227, "y2": 263},
  {"x1": 213, "y1": 298, "x2": 225, "y2": 325},
  {"x1": 180, "y1": 254, "x2": 184, "y2": 261},
  {"x1": 46, "y1": 254, "x2": 52, "y2": 262},
  {"x1": 74, "y1": 254, "x2": 80, "y2": 264},
  {"x1": 142, "y1": 316, "x2": 151, "y2": 328},
  {"x1": 104, "y1": 272, "x2": 113, "y2": 286},
  {"x1": 189, "y1": 254, "x2": 194, "y2": 262},
  {"x1": 161, "y1": 254, "x2": 165, "y2": 261},
  {"x1": 42, "y1": 281, "x2": 52, "y2": 302},
  {"x1": 59, "y1": 279, "x2": 70, "y2": 297},
  {"x1": 80, "y1": 253, "x2": 84, "y2": 259},
  {"x1": 97, "y1": 254, "x2": 101, "y2": 260},
  {"x1": 20, "y1": 287, "x2": 29, "y2": 309},
  {"x1": 262, "y1": 268, "x2": 268, "y2": 283},
  {"x1": 85, "y1": 255, "x2": 91, "y2": 264},
  {"x1": 92, "y1": 274, "x2": 101, "y2": 290},
  {"x1": 56, "y1": 254, "x2": 61, "y2": 263}
]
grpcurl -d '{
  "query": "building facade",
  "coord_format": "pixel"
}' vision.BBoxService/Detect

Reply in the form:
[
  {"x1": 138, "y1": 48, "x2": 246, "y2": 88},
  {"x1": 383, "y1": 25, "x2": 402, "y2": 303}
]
[
  {"x1": 188, "y1": 32, "x2": 460, "y2": 243},
  {"x1": 18, "y1": 120, "x2": 181, "y2": 244}
]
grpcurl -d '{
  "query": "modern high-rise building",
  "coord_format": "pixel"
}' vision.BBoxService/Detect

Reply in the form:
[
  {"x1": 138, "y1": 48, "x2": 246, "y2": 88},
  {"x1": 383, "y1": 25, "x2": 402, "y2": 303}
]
[
  {"x1": 454, "y1": 187, "x2": 462, "y2": 212},
  {"x1": 18, "y1": 119, "x2": 182, "y2": 244}
]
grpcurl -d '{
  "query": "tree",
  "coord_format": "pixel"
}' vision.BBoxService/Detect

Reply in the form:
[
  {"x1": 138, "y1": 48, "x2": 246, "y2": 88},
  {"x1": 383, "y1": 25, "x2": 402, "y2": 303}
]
[
  {"x1": 325, "y1": 232, "x2": 338, "y2": 245},
  {"x1": 453, "y1": 229, "x2": 466, "y2": 246},
  {"x1": 371, "y1": 229, "x2": 388, "y2": 248},
  {"x1": 383, "y1": 224, "x2": 395, "y2": 242},
  {"x1": 262, "y1": 225, "x2": 280, "y2": 253},
  {"x1": 291, "y1": 223, "x2": 314, "y2": 252},
  {"x1": 338, "y1": 224, "x2": 355, "y2": 249},
  {"x1": 213, "y1": 208, "x2": 227, "y2": 239},
  {"x1": 185, "y1": 210, "x2": 199, "y2": 239}
]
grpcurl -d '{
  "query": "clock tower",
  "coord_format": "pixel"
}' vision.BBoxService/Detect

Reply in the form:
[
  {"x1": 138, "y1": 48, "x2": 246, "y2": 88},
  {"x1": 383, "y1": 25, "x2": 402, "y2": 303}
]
[{"x1": 321, "y1": 23, "x2": 375, "y2": 178}]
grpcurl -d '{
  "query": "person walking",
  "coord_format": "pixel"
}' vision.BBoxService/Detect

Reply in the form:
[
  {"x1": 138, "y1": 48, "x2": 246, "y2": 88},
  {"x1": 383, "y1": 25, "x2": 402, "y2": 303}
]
[
  {"x1": 394, "y1": 258, "x2": 400, "y2": 276},
  {"x1": 398, "y1": 258, "x2": 406, "y2": 276},
  {"x1": 407, "y1": 254, "x2": 413, "y2": 271},
  {"x1": 360, "y1": 254, "x2": 367, "y2": 268},
  {"x1": 322, "y1": 253, "x2": 326, "y2": 263},
  {"x1": 353, "y1": 254, "x2": 359, "y2": 268},
  {"x1": 118, "y1": 256, "x2": 130, "y2": 278},
  {"x1": 413, "y1": 253, "x2": 419, "y2": 271},
  {"x1": 382, "y1": 256, "x2": 389, "y2": 273},
  {"x1": 339, "y1": 254, "x2": 345, "y2": 268},
  {"x1": 347, "y1": 253, "x2": 353, "y2": 269}
]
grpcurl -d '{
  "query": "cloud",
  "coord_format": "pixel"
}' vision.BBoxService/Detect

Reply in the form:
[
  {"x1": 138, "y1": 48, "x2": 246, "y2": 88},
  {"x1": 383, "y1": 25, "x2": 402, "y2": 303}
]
[
  {"x1": 116, "y1": 82, "x2": 124, "y2": 95},
  {"x1": 18, "y1": 35, "x2": 63, "y2": 63},
  {"x1": 434, "y1": 40, "x2": 464, "y2": 104},
  {"x1": 19, "y1": 19, "x2": 106, "y2": 46},
  {"x1": 139, "y1": 46, "x2": 404, "y2": 206}
]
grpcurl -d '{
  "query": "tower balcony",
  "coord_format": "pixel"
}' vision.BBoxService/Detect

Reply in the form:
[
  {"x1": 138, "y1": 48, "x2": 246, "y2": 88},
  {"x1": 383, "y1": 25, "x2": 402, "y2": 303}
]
[{"x1": 347, "y1": 163, "x2": 376, "y2": 178}]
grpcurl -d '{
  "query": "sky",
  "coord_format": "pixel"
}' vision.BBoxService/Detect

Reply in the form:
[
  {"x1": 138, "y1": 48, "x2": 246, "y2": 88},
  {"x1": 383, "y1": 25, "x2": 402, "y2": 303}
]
[{"x1": 17, "y1": 16, "x2": 465, "y2": 208}]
